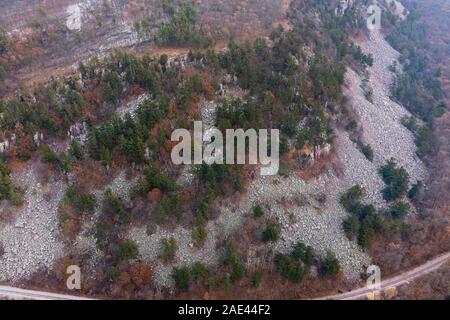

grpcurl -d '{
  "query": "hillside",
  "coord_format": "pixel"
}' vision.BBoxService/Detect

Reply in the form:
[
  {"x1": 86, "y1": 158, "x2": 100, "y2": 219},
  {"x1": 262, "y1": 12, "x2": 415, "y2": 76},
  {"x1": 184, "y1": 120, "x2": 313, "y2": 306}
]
[
  {"x1": 0, "y1": 0, "x2": 288, "y2": 94},
  {"x1": 0, "y1": 0, "x2": 448, "y2": 300}
]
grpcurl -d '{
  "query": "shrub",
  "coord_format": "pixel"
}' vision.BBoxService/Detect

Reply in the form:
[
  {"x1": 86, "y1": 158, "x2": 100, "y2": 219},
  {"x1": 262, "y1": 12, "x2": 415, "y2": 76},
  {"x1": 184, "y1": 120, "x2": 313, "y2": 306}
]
[
  {"x1": 253, "y1": 205, "x2": 265, "y2": 218},
  {"x1": 224, "y1": 241, "x2": 239, "y2": 265},
  {"x1": 8, "y1": 191, "x2": 23, "y2": 206},
  {"x1": 401, "y1": 115, "x2": 418, "y2": 131},
  {"x1": 279, "y1": 135, "x2": 290, "y2": 154},
  {"x1": 191, "y1": 262, "x2": 208, "y2": 280},
  {"x1": 38, "y1": 145, "x2": 71, "y2": 173},
  {"x1": 0, "y1": 160, "x2": 22, "y2": 206},
  {"x1": 408, "y1": 181, "x2": 422, "y2": 199},
  {"x1": 357, "y1": 223, "x2": 376, "y2": 248},
  {"x1": 314, "y1": 193, "x2": 327, "y2": 205},
  {"x1": 116, "y1": 239, "x2": 139, "y2": 262},
  {"x1": 340, "y1": 186, "x2": 386, "y2": 248},
  {"x1": 379, "y1": 159, "x2": 410, "y2": 201},
  {"x1": 0, "y1": 65, "x2": 5, "y2": 81},
  {"x1": 163, "y1": 9, "x2": 212, "y2": 46},
  {"x1": 195, "y1": 188, "x2": 216, "y2": 221},
  {"x1": 206, "y1": 272, "x2": 233, "y2": 291},
  {"x1": 342, "y1": 215, "x2": 360, "y2": 240},
  {"x1": 103, "y1": 70, "x2": 123, "y2": 103},
  {"x1": 59, "y1": 153, "x2": 71, "y2": 173},
  {"x1": 291, "y1": 242, "x2": 315, "y2": 266},
  {"x1": 76, "y1": 193, "x2": 96, "y2": 212},
  {"x1": 251, "y1": 271, "x2": 262, "y2": 288},
  {"x1": 162, "y1": 0, "x2": 176, "y2": 15},
  {"x1": 345, "y1": 120, "x2": 358, "y2": 131},
  {"x1": 274, "y1": 253, "x2": 309, "y2": 283},
  {"x1": 207, "y1": 276, "x2": 221, "y2": 289},
  {"x1": 357, "y1": 206, "x2": 384, "y2": 247},
  {"x1": 320, "y1": 251, "x2": 340, "y2": 276},
  {"x1": 262, "y1": 220, "x2": 281, "y2": 243},
  {"x1": 95, "y1": 222, "x2": 113, "y2": 249},
  {"x1": 223, "y1": 241, "x2": 245, "y2": 283},
  {"x1": 389, "y1": 202, "x2": 411, "y2": 220},
  {"x1": 401, "y1": 117, "x2": 437, "y2": 159},
  {"x1": 191, "y1": 224, "x2": 207, "y2": 244},
  {"x1": 271, "y1": 244, "x2": 316, "y2": 285},
  {"x1": 142, "y1": 165, "x2": 177, "y2": 193},
  {"x1": 362, "y1": 144, "x2": 374, "y2": 162},
  {"x1": 340, "y1": 185, "x2": 365, "y2": 212},
  {"x1": 195, "y1": 162, "x2": 225, "y2": 185},
  {"x1": 230, "y1": 259, "x2": 245, "y2": 283},
  {"x1": 103, "y1": 188, "x2": 130, "y2": 224},
  {"x1": 414, "y1": 126, "x2": 435, "y2": 158},
  {"x1": 157, "y1": 3, "x2": 197, "y2": 46},
  {"x1": 65, "y1": 188, "x2": 96, "y2": 213},
  {"x1": 230, "y1": 170, "x2": 244, "y2": 192},
  {"x1": 69, "y1": 141, "x2": 84, "y2": 160},
  {"x1": 156, "y1": 195, "x2": 181, "y2": 221},
  {"x1": 0, "y1": 27, "x2": 8, "y2": 54},
  {"x1": 160, "y1": 237, "x2": 178, "y2": 262},
  {"x1": 128, "y1": 261, "x2": 153, "y2": 290},
  {"x1": 172, "y1": 266, "x2": 191, "y2": 292},
  {"x1": 39, "y1": 145, "x2": 60, "y2": 165}
]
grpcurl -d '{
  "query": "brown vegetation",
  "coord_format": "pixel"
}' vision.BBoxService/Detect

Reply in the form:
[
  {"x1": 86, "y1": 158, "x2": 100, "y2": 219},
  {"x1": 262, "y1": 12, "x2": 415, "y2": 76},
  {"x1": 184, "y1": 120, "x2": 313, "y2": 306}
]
[{"x1": 393, "y1": 262, "x2": 450, "y2": 300}]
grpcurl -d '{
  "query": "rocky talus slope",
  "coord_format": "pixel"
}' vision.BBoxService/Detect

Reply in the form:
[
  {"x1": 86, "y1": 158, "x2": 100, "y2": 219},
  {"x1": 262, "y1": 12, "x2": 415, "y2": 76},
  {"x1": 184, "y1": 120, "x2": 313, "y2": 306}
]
[
  {"x1": 346, "y1": 29, "x2": 427, "y2": 183},
  {"x1": 128, "y1": 28, "x2": 427, "y2": 288},
  {"x1": 0, "y1": 9, "x2": 427, "y2": 290},
  {"x1": 0, "y1": 163, "x2": 65, "y2": 281}
]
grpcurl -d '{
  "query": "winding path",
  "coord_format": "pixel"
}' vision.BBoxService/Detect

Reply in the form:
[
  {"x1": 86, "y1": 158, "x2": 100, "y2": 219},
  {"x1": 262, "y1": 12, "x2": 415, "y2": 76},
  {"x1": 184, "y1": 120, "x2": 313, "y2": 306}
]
[
  {"x1": 0, "y1": 252, "x2": 448, "y2": 300},
  {"x1": 316, "y1": 252, "x2": 450, "y2": 300},
  {"x1": 0, "y1": 286, "x2": 94, "y2": 300}
]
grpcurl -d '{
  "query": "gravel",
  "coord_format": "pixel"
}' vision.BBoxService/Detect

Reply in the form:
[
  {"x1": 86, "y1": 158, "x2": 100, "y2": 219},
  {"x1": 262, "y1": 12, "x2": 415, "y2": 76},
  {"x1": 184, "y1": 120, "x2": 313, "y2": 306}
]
[
  {"x1": 345, "y1": 29, "x2": 427, "y2": 185},
  {"x1": 200, "y1": 99, "x2": 218, "y2": 130},
  {"x1": 176, "y1": 99, "x2": 219, "y2": 188},
  {"x1": 73, "y1": 171, "x2": 138, "y2": 276},
  {"x1": 131, "y1": 129, "x2": 379, "y2": 286},
  {"x1": 0, "y1": 163, "x2": 65, "y2": 282},
  {"x1": 131, "y1": 138, "x2": 374, "y2": 286},
  {"x1": 115, "y1": 94, "x2": 151, "y2": 120},
  {"x1": 247, "y1": 142, "x2": 375, "y2": 280},
  {"x1": 130, "y1": 192, "x2": 256, "y2": 287},
  {"x1": 176, "y1": 165, "x2": 195, "y2": 187}
]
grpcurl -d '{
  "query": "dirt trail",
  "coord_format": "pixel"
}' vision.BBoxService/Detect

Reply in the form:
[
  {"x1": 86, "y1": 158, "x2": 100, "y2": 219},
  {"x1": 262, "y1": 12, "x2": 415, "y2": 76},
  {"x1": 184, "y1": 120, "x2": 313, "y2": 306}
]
[
  {"x1": 316, "y1": 252, "x2": 450, "y2": 300},
  {"x1": 0, "y1": 285, "x2": 94, "y2": 300},
  {"x1": 0, "y1": 252, "x2": 447, "y2": 300}
]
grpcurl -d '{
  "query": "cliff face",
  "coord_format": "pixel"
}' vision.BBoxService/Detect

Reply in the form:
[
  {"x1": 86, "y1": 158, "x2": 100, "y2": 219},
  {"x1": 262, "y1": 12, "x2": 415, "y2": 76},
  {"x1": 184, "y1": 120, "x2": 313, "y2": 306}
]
[
  {"x1": 0, "y1": 0, "x2": 141, "y2": 94},
  {"x1": 0, "y1": 0, "x2": 288, "y2": 94}
]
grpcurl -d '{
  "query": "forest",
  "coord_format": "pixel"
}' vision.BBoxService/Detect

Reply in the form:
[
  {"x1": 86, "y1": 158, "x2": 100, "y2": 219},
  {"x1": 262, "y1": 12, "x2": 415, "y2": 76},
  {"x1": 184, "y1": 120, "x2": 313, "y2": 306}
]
[{"x1": 386, "y1": 4, "x2": 447, "y2": 160}]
